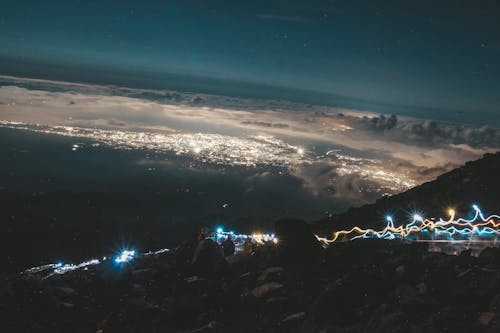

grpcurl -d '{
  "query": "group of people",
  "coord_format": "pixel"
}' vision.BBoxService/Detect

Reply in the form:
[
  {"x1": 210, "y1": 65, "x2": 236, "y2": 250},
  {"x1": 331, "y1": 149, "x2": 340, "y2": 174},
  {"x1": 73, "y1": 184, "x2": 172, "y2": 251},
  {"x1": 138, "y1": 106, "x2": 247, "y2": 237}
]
[{"x1": 175, "y1": 227, "x2": 240, "y2": 275}]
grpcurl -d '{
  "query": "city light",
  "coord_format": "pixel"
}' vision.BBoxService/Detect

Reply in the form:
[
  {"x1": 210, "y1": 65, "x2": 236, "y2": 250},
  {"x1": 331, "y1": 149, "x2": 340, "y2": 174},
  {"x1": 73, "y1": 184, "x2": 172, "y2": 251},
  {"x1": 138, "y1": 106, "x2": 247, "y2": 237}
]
[{"x1": 0, "y1": 120, "x2": 417, "y2": 193}]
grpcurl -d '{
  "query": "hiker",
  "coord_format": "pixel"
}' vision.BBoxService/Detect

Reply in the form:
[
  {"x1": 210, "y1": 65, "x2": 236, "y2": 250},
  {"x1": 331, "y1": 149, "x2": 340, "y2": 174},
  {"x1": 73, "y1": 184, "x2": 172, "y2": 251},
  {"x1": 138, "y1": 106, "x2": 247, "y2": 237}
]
[
  {"x1": 222, "y1": 235, "x2": 236, "y2": 256},
  {"x1": 242, "y1": 238, "x2": 254, "y2": 254},
  {"x1": 192, "y1": 229, "x2": 226, "y2": 275}
]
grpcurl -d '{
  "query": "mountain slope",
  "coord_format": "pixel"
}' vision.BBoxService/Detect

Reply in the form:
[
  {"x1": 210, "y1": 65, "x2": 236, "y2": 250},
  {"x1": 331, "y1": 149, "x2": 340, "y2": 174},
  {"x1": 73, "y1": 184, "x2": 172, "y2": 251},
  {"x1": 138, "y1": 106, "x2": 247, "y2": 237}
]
[{"x1": 313, "y1": 151, "x2": 500, "y2": 234}]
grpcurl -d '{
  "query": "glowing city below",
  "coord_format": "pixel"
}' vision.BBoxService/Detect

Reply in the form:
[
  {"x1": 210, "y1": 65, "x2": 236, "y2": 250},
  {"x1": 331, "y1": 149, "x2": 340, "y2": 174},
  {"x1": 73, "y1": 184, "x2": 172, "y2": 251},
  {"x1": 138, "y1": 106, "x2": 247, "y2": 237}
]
[
  {"x1": 22, "y1": 205, "x2": 500, "y2": 279},
  {"x1": 0, "y1": 120, "x2": 416, "y2": 192}
]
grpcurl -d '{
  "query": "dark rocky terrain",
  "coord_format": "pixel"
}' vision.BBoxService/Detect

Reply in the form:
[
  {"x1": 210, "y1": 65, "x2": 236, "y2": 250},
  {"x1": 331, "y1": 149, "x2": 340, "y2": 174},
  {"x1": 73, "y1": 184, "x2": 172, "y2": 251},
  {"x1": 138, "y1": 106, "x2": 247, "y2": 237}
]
[
  {"x1": 2, "y1": 153, "x2": 500, "y2": 332},
  {"x1": 2, "y1": 224, "x2": 500, "y2": 333}
]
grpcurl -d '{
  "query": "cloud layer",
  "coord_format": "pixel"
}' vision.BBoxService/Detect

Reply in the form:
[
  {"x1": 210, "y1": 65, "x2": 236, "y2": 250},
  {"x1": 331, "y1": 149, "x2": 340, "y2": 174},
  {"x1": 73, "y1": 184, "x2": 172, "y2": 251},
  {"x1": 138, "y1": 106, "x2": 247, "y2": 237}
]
[{"x1": 0, "y1": 75, "x2": 498, "y2": 208}]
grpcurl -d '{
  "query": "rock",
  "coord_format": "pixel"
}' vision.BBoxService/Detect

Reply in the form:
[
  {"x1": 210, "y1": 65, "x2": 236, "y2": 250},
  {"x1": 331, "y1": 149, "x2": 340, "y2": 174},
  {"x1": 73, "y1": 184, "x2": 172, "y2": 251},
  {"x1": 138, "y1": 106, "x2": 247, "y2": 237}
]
[
  {"x1": 128, "y1": 297, "x2": 159, "y2": 310},
  {"x1": 275, "y1": 218, "x2": 322, "y2": 264},
  {"x1": 192, "y1": 238, "x2": 226, "y2": 276},
  {"x1": 456, "y1": 267, "x2": 472, "y2": 278},
  {"x1": 459, "y1": 249, "x2": 472, "y2": 258},
  {"x1": 281, "y1": 312, "x2": 306, "y2": 333},
  {"x1": 479, "y1": 247, "x2": 500, "y2": 263},
  {"x1": 490, "y1": 293, "x2": 500, "y2": 311},
  {"x1": 479, "y1": 312, "x2": 495, "y2": 326},
  {"x1": 132, "y1": 268, "x2": 155, "y2": 277},
  {"x1": 56, "y1": 286, "x2": 75, "y2": 295},
  {"x1": 184, "y1": 321, "x2": 222, "y2": 333},
  {"x1": 251, "y1": 282, "x2": 284, "y2": 298},
  {"x1": 307, "y1": 286, "x2": 357, "y2": 326},
  {"x1": 367, "y1": 310, "x2": 422, "y2": 333},
  {"x1": 392, "y1": 285, "x2": 418, "y2": 307},
  {"x1": 60, "y1": 302, "x2": 74, "y2": 309},
  {"x1": 453, "y1": 266, "x2": 500, "y2": 304},
  {"x1": 415, "y1": 282, "x2": 427, "y2": 294},
  {"x1": 196, "y1": 312, "x2": 208, "y2": 323},
  {"x1": 395, "y1": 265, "x2": 405, "y2": 276},
  {"x1": 282, "y1": 311, "x2": 306, "y2": 323},
  {"x1": 226, "y1": 253, "x2": 252, "y2": 265},
  {"x1": 132, "y1": 283, "x2": 146, "y2": 293},
  {"x1": 257, "y1": 267, "x2": 284, "y2": 282},
  {"x1": 185, "y1": 276, "x2": 203, "y2": 283},
  {"x1": 262, "y1": 296, "x2": 289, "y2": 319},
  {"x1": 266, "y1": 296, "x2": 288, "y2": 304}
]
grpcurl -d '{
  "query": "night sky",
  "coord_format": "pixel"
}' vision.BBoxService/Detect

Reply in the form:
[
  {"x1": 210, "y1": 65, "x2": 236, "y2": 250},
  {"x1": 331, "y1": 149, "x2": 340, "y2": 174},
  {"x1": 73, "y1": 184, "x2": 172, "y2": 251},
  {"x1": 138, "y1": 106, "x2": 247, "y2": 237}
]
[
  {"x1": 2, "y1": 4, "x2": 500, "y2": 330},
  {"x1": 1, "y1": 1, "x2": 500, "y2": 268},
  {"x1": 1, "y1": 0, "x2": 499, "y2": 123}
]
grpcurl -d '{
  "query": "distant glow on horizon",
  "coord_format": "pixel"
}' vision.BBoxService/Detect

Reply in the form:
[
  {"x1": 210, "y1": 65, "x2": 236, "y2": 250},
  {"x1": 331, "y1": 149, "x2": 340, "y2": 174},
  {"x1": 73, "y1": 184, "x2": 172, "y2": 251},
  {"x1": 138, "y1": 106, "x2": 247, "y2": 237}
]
[
  {"x1": 0, "y1": 120, "x2": 416, "y2": 193},
  {"x1": 0, "y1": 121, "x2": 300, "y2": 169}
]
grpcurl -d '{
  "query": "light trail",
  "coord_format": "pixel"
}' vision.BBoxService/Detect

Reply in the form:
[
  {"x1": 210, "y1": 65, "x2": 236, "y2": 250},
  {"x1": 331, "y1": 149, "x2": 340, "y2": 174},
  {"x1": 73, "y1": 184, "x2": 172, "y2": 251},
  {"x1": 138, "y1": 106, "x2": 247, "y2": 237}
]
[
  {"x1": 20, "y1": 231, "x2": 277, "y2": 279},
  {"x1": 20, "y1": 205, "x2": 499, "y2": 279},
  {"x1": 22, "y1": 248, "x2": 170, "y2": 279},
  {"x1": 316, "y1": 205, "x2": 500, "y2": 244}
]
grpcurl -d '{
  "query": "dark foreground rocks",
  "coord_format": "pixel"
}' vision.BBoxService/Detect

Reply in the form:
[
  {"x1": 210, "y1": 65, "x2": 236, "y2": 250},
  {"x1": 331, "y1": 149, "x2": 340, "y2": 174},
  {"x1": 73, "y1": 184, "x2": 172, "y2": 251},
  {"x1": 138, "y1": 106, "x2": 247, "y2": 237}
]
[{"x1": 2, "y1": 239, "x2": 500, "y2": 333}]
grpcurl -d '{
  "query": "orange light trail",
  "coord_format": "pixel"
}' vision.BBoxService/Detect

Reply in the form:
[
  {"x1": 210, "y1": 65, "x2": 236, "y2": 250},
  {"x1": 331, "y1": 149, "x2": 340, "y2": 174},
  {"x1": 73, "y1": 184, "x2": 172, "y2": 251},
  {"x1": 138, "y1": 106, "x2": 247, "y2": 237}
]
[{"x1": 316, "y1": 205, "x2": 500, "y2": 244}]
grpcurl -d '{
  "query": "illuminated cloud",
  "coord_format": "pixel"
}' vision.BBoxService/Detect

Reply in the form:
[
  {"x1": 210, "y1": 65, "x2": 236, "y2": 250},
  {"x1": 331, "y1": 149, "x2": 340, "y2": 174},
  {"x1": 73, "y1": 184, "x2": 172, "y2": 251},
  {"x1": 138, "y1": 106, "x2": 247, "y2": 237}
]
[{"x1": 0, "y1": 75, "x2": 498, "y2": 205}]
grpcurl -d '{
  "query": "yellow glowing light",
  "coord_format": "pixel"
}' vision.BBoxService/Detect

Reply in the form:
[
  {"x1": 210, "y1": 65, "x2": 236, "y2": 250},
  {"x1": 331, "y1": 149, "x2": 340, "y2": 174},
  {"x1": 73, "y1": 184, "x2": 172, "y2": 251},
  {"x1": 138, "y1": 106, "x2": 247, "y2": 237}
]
[
  {"x1": 448, "y1": 209, "x2": 456, "y2": 222},
  {"x1": 316, "y1": 207, "x2": 500, "y2": 245}
]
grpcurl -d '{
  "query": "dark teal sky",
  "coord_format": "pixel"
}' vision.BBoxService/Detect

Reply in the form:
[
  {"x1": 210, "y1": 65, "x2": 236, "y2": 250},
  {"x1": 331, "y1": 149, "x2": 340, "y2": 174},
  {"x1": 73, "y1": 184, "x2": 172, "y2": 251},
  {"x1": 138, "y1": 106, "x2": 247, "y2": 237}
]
[{"x1": 1, "y1": 0, "x2": 499, "y2": 121}]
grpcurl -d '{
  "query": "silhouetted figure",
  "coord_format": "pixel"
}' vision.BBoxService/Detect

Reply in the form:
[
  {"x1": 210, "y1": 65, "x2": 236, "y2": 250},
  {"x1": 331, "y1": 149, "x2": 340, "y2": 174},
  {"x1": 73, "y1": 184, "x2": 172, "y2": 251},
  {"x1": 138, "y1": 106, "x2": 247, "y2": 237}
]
[
  {"x1": 275, "y1": 218, "x2": 322, "y2": 265},
  {"x1": 222, "y1": 236, "x2": 236, "y2": 256},
  {"x1": 176, "y1": 232, "x2": 200, "y2": 270},
  {"x1": 192, "y1": 232, "x2": 226, "y2": 276},
  {"x1": 242, "y1": 238, "x2": 254, "y2": 254}
]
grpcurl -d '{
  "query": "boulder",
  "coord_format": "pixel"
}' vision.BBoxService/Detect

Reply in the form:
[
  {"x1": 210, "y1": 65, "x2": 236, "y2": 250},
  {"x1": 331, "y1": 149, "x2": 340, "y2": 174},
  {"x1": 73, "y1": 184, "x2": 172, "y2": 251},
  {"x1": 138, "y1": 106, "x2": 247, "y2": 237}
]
[
  {"x1": 257, "y1": 267, "x2": 284, "y2": 283},
  {"x1": 252, "y1": 282, "x2": 284, "y2": 298},
  {"x1": 274, "y1": 218, "x2": 322, "y2": 264}
]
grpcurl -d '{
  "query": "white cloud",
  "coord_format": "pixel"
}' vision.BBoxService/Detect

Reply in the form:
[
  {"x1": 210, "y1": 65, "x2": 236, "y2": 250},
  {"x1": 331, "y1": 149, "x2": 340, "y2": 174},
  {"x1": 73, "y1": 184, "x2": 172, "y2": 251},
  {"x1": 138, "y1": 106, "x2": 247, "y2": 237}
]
[{"x1": 0, "y1": 75, "x2": 498, "y2": 205}]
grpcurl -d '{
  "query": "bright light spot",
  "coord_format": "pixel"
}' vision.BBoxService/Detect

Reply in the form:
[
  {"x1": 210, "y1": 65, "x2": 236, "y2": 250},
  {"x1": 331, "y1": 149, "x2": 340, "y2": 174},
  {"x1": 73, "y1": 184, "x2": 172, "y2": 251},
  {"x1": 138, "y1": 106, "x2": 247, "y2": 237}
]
[
  {"x1": 473, "y1": 204, "x2": 479, "y2": 211},
  {"x1": 413, "y1": 214, "x2": 422, "y2": 221},
  {"x1": 193, "y1": 146, "x2": 201, "y2": 154},
  {"x1": 216, "y1": 227, "x2": 224, "y2": 234},
  {"x1": 448, "y1": 209, "x2": 455, "y2": 216},
  {"x1": 273, "y1": 238, "x2": 279, "y2": 244},
  {"x1": 115, "y1": 250, "x2": 135, "y2": 263},
  {"x1": 297, "y1": 148, "x2": 304, "y2": 155},
  {"x1": 386, "y1": 216, "x2": 392, "y2": 221}
]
